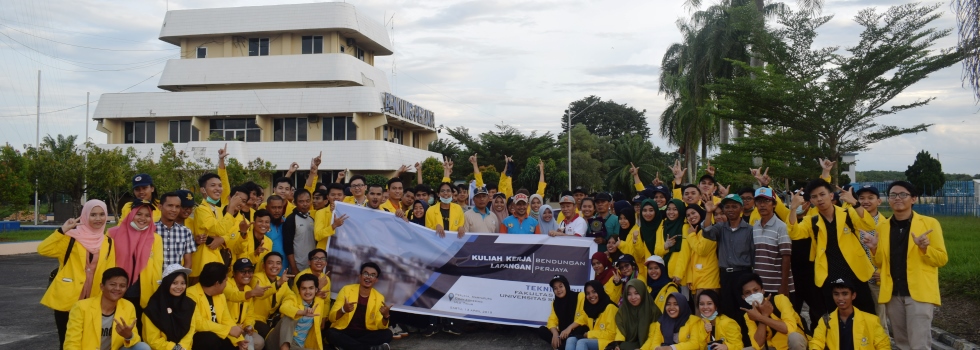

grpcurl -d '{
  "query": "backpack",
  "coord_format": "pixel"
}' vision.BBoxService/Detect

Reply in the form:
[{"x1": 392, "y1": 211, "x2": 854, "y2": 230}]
[{"x1": 47, "y1": 238, "x2": 76, "y2": 285}]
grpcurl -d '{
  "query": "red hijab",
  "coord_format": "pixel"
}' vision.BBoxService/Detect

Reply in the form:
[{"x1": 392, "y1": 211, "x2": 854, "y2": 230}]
[
  {"x1": 592, "y1": 251, "x2": 614, "y2": 284},
  {"x1": 109, "y1": 202, "x2": 156, "y2": 286}
]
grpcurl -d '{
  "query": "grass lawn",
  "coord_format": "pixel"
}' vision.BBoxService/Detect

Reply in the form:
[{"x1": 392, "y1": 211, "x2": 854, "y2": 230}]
[
  {"x1": 935, "y1": 216, "x2": 980, "y2": 301},
  {"x1": 0, "y1": 229, "x2": 55, "y2": 242}
]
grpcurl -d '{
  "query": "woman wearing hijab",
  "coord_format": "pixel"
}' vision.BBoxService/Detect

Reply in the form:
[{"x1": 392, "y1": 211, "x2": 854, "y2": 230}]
[
  {"x1": 529, "y1": 194, "x2": 545, "y2": 220},
  {"x1": 539, "y1": 275, "x2": 585, "y2": 350},
  {"x1": 628, "y1": 199, "x2": 663, "y2": 280},
  {"x1": 685, "y1": 205, "x2": 720, "y2": 293},
  {"x1": 111, "y1": 199, "x2": 164, "y2": 328},
  {"x1": 647, "y1": 292, "x2": 705, "y2": 350},
  {"x1": 39, "y1": 199, "x2": 116, "y2": 350},
  {"x1": 410, "y1": 199, "x2": 429, "y2": 226},
  {"x1": 143, "y1": 264, "x2": 197, "y2": 350},
  {"x1": 652, "y1": 199, "x2": 691, "y2": 289},
  {"x1": 491, "y1": 193, "x2": 509, "y2": 224},
  {"x1": 643, "y1": 255, "x2": 679, "y2": 312},
  {"x1": 591, "y1": 252, "x2": 614, "y2": 285},
  {"x1": 696, "y1": 290, "x2": 741, "y2": 350},
  {"x1": 537, "y1": 204, "x2": 559, "y2": 236},
  {"x1": 611, "y1": 279, "x2": 660, "y2": 350},
  {"x1": 568, "y1": 280, "x2": 619, "y2": 350}
]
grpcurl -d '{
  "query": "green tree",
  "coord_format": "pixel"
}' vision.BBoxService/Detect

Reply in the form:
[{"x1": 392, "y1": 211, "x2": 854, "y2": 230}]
[
  {"x1": 0, "y1": 143, "x2": 32, "y2": 207},
  {"x1": 442, "y1": 124, "x2": 564, "y2": 188},
  {"x1": 603, "y1": 135, "x2": 674, "y2": 195},
  {"x1": 561, "y1": 96, "x2": 650, "y2": 139},
  {"x1": 856, "y1": 170, "x2": 906, "y2": 182},
  {"x1": 364, "y1": 175, "x2": 388, "y2": 188},
  {"x1": 905, "y1": 150, "x2": 946, "y2": 196},
  {"x1": 556, "y1": 124, "x2": 607, "y2": 192},
  {"x1": 420, "y1": 157, "x2": 445, "y2": 190},
  {"x1": 224, "y1": 158, "x2": 276, "y2": 189},
  {"x1": 25, "y1": 135, "x2": 86, "y2": 215},
  {"x1": 712, "y1": 3, "x2": 964, "y2": 186},
  {"x1": 85, "y1": 145, "x2": 135, "y2": 219},
  {"x1": 952, "y1": 0, "x2": 980, "y2": 100},
  {"x1": 515, "y1": 156, "x2": 565, "y2": 200}
]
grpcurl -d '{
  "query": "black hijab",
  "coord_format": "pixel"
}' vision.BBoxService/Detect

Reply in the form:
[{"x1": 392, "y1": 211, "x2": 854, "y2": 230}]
[
  {"x1": 645, "y1": 261, "x2": 671, "y2": 298},
  {"x1": 583, "y1": 280, "x2": 612, "y2": 320},
  {"x1": 410, "y1": 200, "x2": 429, "y2": 226},
  {"x1": 143, "y1": 272, "x2": 195, "y2": 342},
  {"x1": 658, "y1": 292, "x2": 693, "y2": 345},
  {"x1": 550, "y1": 275, "x2": 579, "y2": 330},
  {"x1": 619, "y1": 207, "x2": 637, "y2": 234}
]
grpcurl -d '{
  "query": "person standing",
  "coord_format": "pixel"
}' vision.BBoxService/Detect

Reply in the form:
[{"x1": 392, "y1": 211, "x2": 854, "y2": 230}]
[
  {"x1": 464, "y1": 186, "x2": 499, "y2": 233},
  {"x1": 501, "y1": 193, "x2": 539, "y2": 234},
  {"x1": 156, "y1": 192, "x2": 196, "y2": 269},
  {"x1": 702, "y1": 194, "x2": 754, "y2": 347},
  {"x1": 63, "y1": 267, "x2": 150, "y2": 350},
  {"x1": 313, "y1": 183, "x2": 349, "y2": 250},
  {"x1": 190, "y1": 147, "x2": 232, "y2": 281},
  {"x1": 426, "y1": 181, "x2": 466, "y2": 239},
  {"x1": 110, "y1": 200, "x2": 164, "y2": 331},
  {"x1": 233, "y1": 209, "x2": 273, "y2": 270},
  {"x1": 284, "y1": 190, "x2": 317, "y2": 273},
  {"x1": 266, "y1": 195, "x2": 288, "y2": 274},
  {"x1": 120, "y1": 173, "x2": 161, "y2": 222},
  {"x1": 852, "y1": 184, "x2": 889, "y2": 332},
  {"x1": 40, "y1": 199, "x2": 116, "y2": 350},
  {"x1": 862, "y1": 181, "x2": 946, "y2": 350},
  {"x1": 751, "y1": 187, "x2": 794, "y2": 296}
]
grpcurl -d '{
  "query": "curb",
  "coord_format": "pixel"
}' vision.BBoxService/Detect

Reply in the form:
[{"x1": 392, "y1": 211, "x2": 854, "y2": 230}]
[
  {"x1": 0, "y1": 241, "x2": 40, "y2": 256},
  {"x1": 934, "y1": 327, "x2": 980, "y2": 350}
]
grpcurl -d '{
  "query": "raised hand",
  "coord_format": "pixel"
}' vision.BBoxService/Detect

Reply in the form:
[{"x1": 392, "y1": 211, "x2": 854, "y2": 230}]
[
  {"x1": 218, "y1": 143, "x2": 229, "y2": 161},
  {"x1": 670, "y1": 159, "x2": 687, "y2": 183},
  {"x1": 628, "y1": 162, "x2": 638, "y2": 176},
  {"x1": 860, "y1": 230, "x2": 878, "y2": 251},
  {"x1": 469, "y1": 153, "x2": 478, "y2": 165},
  {"x1": 758, "y1": 295, "x2": 774, "y2": 317},
  {"x1": 751, "y1": 167, "x2": 770, "y2": 187},
  {"x1": 113, "y1": 318, "x2": 135, "y2": 340},
  {"x1": 705, "y1": 160, "x2": 715, "y2": 176},
  {"x1": 538, "y1": 159, "x2": 544, "y2": 171},
  {"x1": 253, "y1": 246, "x2": 267, "y2": 257},
  {"x1": 397, "y1": 164, "x2": 409, "y2": 174},
  {"x1": 911, "y1": 229, "x2": 933, "y2": 250},
  {"x1": 380, "y1": 303, "x2": 393, "y2": 319},
  {"x1": 790, "y1": 190, "x2": 805, "y2": 209},
  {"x1": 61, "y1": 217, "x2": 80, "y2": 233},
  {"x1": 717, "y1": 184, "x2": 731, "y2": 198},
  {"x1": 414, "y1": 162, "x2": 422, "y2": 172},
  {"x1": 290, "y1": 162, "x2": 300, "y2": 173},
  {"x1": 653, "y1": 172, "x2": 664, "y2": 187},
  {"x1": 312, "y1": 152, "x2": 322, "y2": 168},
  {"x1": 336, "y1": 169, "x2": 346, "y2": 182},
  {"x1": 819, "y1": 158, "x2": 836, "y2": 172},
  {"x1": 332, "y1": 214, "x2": 349, "y2": 229},
  {"x1": 838, "y1": 186, "x2": 857, "y2": 205},
  {"x1": 703, "y1": 194, "x2": 717, "y2": 212}
]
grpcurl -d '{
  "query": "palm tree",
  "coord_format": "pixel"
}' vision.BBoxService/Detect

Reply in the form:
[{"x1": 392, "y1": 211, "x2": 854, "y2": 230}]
[
  {"x1": 603, "y1": 135, "x2": 671, "y2": 195},
  {"x1": 952, "y1": 0, "x2": 980, "y2": 101}
]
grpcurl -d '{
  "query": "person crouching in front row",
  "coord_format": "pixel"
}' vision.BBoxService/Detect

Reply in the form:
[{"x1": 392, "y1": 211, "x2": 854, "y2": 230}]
[
  {"x1": 266, "y1": 273, "x2": 326, "y2": 350},
  {"x1": 63, "y1": 267, "x2": 151, "y2": 350},
  {"x1": 327, "y1": 262, "x2": 395, "y2": 350}
]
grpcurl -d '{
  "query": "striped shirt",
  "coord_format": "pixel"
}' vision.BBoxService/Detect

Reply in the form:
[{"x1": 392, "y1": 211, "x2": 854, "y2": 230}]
[
  {"x1": 156, "y1": 221, "x2": 196, "y2": 267},
  {"x1": 752, "y1": 216, "x2": 794, "y2": 293}
]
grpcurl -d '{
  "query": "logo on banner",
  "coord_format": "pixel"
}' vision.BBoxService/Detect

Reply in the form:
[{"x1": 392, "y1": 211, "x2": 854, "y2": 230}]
[{"x1": 448, "y1": 293, "x2": 455, "y2": 301}]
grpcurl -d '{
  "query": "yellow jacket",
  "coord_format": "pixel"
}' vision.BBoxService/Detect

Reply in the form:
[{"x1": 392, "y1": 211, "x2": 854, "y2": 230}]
[
  {"x1": 233, "y1": 232, "x2": 272, "y2": 272},
  {"x1": 620, "y1": 225, "x2": 650, "y2": 280},
  {"x1": 251, "y1": 271, "x2": 291, "y2": 323},
  {"x1": 686, "y1": 225, "x2": 720, "y2": 290},
  {"x1": 788, "y1": 206, "x2": 875, "y2": 287},
  {"x1": 329, "y1": 284, "x2": 389, "y2": 331},
  {"x1": 653, "y1": 223, "x2": 691, "y2": 284},
  {"x1": 142, "y1": 311, "x2": 196, "y2": 350},
  {"x1": 342, "y1": 195, "x2": 367, "y2": 206},
  {"x1": 190, "y1": 201, "x2": 240, "y2": 278},
  {"x1": 379, "y1": 199, "x2": 400, "y2": 214},
  {"x1": 873, "y1": 212, "x2": 947, "y2": 305},
  {"x1": 642, "y1": 317, "x2": 707, "y2": 350},
  {"x1": 186, "y1": 284, "x2": 244, "y2": 344},
  {"x1": 223, "y1": 282, "x2": 257, "y2": 328},
  {"x1": 281, "y1": 293, "x2": 326, "y2": 350},
  {"x1": 809, "y1": 309, "x2": 889, "y2": 350},
  {"x1": 744, "y1": 294, "x2": 805, "y2": 350},
  {"x1": 603, "y1": 277, "x2": 623, "y2": 305},
  {"x1": 39, "y1": 230, "x2": 116, "y2": 311},
  {"x1": 119, "y1": 201, "x2": 162, "y2": 223},
  {"x1": 646, "y1": 282, "x2": 680, "y2": 313},
  {"x1": 292, "y1": 268, "x2": 333, "y2": 316},
  {"x1": 121, "y1": 234, "x2": 163, "y2": 308},
  {"x1": 313, "y1": 205, "x2": 336, "y2": 250},
  {"x1": 64, "y1": 297, "x2": 142, "y2": 350},
  {"x1": 547, "y1": 293, "x2": 585, "y2": 329},
  {"x1": 425, "y1": 203, "x2": 466, "y2": 231},
  {"x1": 711, "y1": 315, "x2": 744, "y2": 350},
  {"x1": 575, "y1": 302, "x2": 619, "y2": 350}
]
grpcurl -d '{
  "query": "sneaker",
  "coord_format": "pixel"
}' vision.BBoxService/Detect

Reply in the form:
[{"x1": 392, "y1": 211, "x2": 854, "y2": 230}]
[
  {"x1": 442, "y1": 322, "x2": 463, "y2": 336},
  {"x1": 380, "y1": 344, "x2": 391, "y2": 350},
  {"x1": 389, "y1": 325, "x2": 403, "y2": 340},
  {"x1": 402, "y1": 323, "x2": 419, "y2": 333},
  {"x1": 422, "y1": 324, "x2": 440, "y2": 337}
]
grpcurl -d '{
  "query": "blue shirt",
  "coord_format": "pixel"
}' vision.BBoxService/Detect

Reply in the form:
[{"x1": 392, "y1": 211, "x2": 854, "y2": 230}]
[
  {"x1": 293, "y1": 301, "x2": 314, "y2": 345},
  {"x1": 267, "y1": 219, "x2": 287, "y2": 272},
  {"x1": 501, "y1": 215, "x2": 538, "y2": 234}
]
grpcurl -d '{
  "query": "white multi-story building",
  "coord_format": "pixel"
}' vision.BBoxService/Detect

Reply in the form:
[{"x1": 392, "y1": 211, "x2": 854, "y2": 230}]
[{"x1": 94, "y1": 2, "x2": 440, "y2": 182}]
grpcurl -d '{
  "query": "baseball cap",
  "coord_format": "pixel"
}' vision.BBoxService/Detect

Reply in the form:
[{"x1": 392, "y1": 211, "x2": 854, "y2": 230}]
[
  {"x1": 513, "y1": 193, "x2": 529, "y2": 203},
  {"x1": 855, "y1": 185, "x2": 880, "y2": 198},
  {"x1": 829, "y1": 277, "x2": 856, "y2": 292},
  {"x1": 162, "y1": 264, "x2": 191, "y2": 280},
  {"x1": 132, "y1": 173, "x2": 153, "y2": 189},
  {"x1": 594, "y1": 192, "x2": 613, "y2": 202},
  {"x1": 754, "y1": 187, "x2": 775, "y2": 201},
  {"x1": 233, "y1": 258, "x2": 255, "y2": 271},
  {"x1": 650, "y1": 186, "x2": 671, "y2": 198},
  {"x1": 474, "y1": 186, "x2": 489, "y2": 197},
  {"x1": 615, "y1": 254, "x2": 636, "y2": 266},
  {"x1": 720, "y1": 194, "x2": 743, "y2": 206},
  {"x1": 644, "y1": 255, "x2": 665, "y2": 267},
  {"x1": 558, "y1": 195, "x2": 575, "y2": 204},
  {"x1": 698, "y1": 174, "x2": 716, "y2": 185},
  {"x1": 631, "y1": 194, "x2": 647, "y2": 204},
  {"x1": 573, "y1": 186, "x2": 587, "y2": 194},
  {"x1": 175, "y1": 189, "x2": 196, "y2": 207}
]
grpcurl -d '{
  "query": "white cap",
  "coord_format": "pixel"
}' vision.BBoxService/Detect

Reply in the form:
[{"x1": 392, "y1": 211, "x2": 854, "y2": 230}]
[
  {"x1": 644, "y1": 255, "x2": 665, "y2": 266},
  {"x1": 162, "y1": 264, "x2": 192, "y2": 280}
]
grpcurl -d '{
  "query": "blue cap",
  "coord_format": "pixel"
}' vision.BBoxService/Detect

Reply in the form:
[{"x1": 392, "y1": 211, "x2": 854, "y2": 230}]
[
  {"x1": 855, "y1": 185, "x2": 880, "y2": 197},
  {"x1": 754, "y1": 187, "x2": 775, "y2": 200},
  {"x1": 720, "y1": 194, "x2": 743, "y2": 206},
  {"x1": 132, "y1": 173, "x2": 152, "y2": 189}
]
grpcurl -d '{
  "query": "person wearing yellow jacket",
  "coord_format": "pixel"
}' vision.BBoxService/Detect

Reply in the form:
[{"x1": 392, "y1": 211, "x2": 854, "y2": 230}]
[
  {"x1": 313, "y1": 183, "x2": 349, "y2": 250},
  {"x1": 292, "y1": 249, "x2": 333, "y2": 317},
  {"x1": 267, "y1": 274, "x2": 328, "y2": 350},
  {"x1": 740, "y1": 274, "x2": 807, "y2": 350},
  {"x1": 342, "y1": 174, "x2": 370, "y2": 207},
  {"x1": 653, "y1": 199, "x2": 691, "y2": 287},
  {"x1": 224, "y1": 258, "x2": 266, "y2": 350},
  {"x1": 232, "y1": 209, "x2": 273, "y2": 273},
  {"x1": 864, "y1": 181, "x2": 946, "y2": 350},
  {"x1": 684, "y1": 205, "x2": 720, "y2": 291},
  {"x1": 143, "y1": 264, "x2": 197, "y2": 350},
  {"x1": 40, "y1": 199, "x2": 116, "y2": 350},
  {"x1": 260, "y1": 155, "x2": 322, "y2": 217},
  {"x1": 606, "y1": 255, "x2": 641, "y2": 306},
  {"x1": 568, "y1": 280, "x2": 619, "y2": 350},
  {"x1": 190, "y1": 150, "x2": 232, "y2": 280},
  {"x1": 252, "y1": 252, "x2": 293, "y2": 338},
  {"x1": 120, "y1": 173, "x2": 162, "y2": 222},
  {"x1": 64, "y1": 267, "x2": 149, "y2": 350},
  {"x1": 809, "y1": 278, "x2": 889, "y2": 350},
  {"x1": 696, "y1": 290, "x2": 742, "y2": 350},
  {"x1": 109, "y1": 200, "x2": 163, "y2": 328},
  {"x1": 643, "y1": 255, "x2": 681, "y2": 312},
  {"x1": 642, "y1": 293, "x2": 707, "y2": 350},
  {"x1": 613, "y1": 279, "x2": 662, "y2": 350},
  {"x1": 187, "y1": 262, "x2": 245, "y2": 349},
  {"x1": 327, "y1": 262, "x2": 394, "y2": 349},
  {"x1": 426, "y1": 182, "x2": 466, "y2": 238}
]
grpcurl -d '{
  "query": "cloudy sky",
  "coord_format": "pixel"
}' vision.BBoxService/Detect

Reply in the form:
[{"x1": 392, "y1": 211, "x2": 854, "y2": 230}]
[{"x1": 0, "y1": 0, "x2": 977, "y2": 174}]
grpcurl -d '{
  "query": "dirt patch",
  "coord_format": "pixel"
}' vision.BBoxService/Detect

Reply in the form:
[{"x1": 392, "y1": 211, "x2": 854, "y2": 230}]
[{"x1": 933, "y1": 293, "x2": 980, "y2": 344}]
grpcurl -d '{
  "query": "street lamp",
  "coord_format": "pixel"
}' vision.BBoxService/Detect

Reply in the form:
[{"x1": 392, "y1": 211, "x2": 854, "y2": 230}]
[{"x1": 566, "y1": 100, "x2": 600, "y2": 190}]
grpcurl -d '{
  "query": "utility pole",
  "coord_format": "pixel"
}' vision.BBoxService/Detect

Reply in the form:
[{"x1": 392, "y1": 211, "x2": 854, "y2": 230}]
[
  {"x1": 34, "y1": 70, "x2": 40, "y2": 225},
  {"x1": 83, "y1": 92, "x2": 89, "y2": 203}
]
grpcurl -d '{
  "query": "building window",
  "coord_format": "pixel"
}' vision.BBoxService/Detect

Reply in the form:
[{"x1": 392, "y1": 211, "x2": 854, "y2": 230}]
[
  {"x1": 322, "y1": 116, "x2": 357, "y2": 141},
  {"x1": 273, "y1": 118, "x2": 308, "y2": 141},
  {"x1": 125, "y1": 121, "x2": 156, "y2": 144},
  {"x1": 302, "y1": 36, "x2": 323, "y2": 54},
  {"x1": 209, "y1": 118, "x2": 260, "y2": 142},
  {"x1": 383, "y1": 125, "x2": 403, "y2": 144},
  {"x1": 196, "y1": 47, "x2": 207, "y2": 58},
  {"x1": 169, "y1": 120, "x2": 198, "y2": 143},
  {"x1": 413, "y1": 132, "x2": 421, "y2": 148},
  {"x1": 248, "y1": 38, "x2": 269, "y2": 56},
  {"x1": 356, "y1": 48, "x2": 365, "y2": 61}
]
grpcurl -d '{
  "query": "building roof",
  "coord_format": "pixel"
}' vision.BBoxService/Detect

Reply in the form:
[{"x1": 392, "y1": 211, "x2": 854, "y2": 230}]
[
  {"x1": 159, "y1": 2, "x2": 393, "y2": 55},
  {"x1": 157, "y1": 53, "x2": 390, "y2": 91}
]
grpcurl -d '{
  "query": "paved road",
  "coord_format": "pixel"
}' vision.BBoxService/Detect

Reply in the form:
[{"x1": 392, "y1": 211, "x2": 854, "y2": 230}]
[{"x1": 0, "y1": 253, "x2": 548, "y2": 350}]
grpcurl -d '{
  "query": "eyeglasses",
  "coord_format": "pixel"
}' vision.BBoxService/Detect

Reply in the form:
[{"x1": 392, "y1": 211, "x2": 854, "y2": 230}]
[
  {"x1": 361, "y1": 272, "x2": 378, "y2": 278},
  {"x1": 311, "y1": 257, "x2": 327, "y2": 262},
  {"x1": 351, "y1": 184, "x2": 366, "y2": 188},
  {"x1": 888, "y1": 193, "x2": 912, "y2": 200}
]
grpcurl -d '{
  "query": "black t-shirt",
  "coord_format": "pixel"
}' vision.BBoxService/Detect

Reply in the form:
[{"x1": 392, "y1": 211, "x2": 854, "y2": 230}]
[
  {"x1": 890, "y1": 216, "x2": 913, "y2": 296},
  {"x1": 822, "y1": 215, "x2": 856, "y2": 283},
  {"x1": 205, "y1": 295, "x2": 217, "y2": 322},
  {"x1": 839, "y1": 312, "x2": 855, "y2": 350},
  {"x1": 347, "y1": 294, "x2": 369, "y2": 331},
  {"x1": 441, "y1": 208, "x2": 450, "y2": 229}
]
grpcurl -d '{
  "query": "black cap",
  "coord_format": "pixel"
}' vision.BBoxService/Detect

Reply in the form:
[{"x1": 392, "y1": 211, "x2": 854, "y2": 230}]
[
  {"x1": 233, "y1": 258, "x2": 255, "y2": 271},
  {"x1": 594, "y1": 192, "x2": 612, "y2": 202},
  {"x1": 697, "y1": 174, "x2": 716, "y2": 185},
  {"x1": 573, "y1": 186, "x2": 586, "y2": 195},
  {"x1": 854, "y1": 185, "x2": 880, "y2": 198},
  {"x1": 175, "y1": 189, "x2": 196, "y2": 207},
  {"x1": 829, "y1": 277, "x2": 856, "y2": 292},
  {"x1": 631, "y1": 194, "x2": 647, "y2": 204},
  {"x1": 615, "y1": 254, "x2": 636, "y2": 266}
]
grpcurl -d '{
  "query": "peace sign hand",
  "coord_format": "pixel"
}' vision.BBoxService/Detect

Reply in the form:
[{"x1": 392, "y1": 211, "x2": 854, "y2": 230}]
[
  {"x1": 61, "y1": 217, "x2": 81, "y2": 233},
  {"x1": 332, "y1": 214, "x2": 349, "y2": 229},
  {"x1": 218, "y1": 143, "x2": 229, "y2": 161},
  {"x1": 911, "y1": 230, "x2": 933, "y2": 250},
  {"x1": 380, "y1": 303, "x2": 393, "y2": 318},
  {"x1": 343, "y1": 297, "x2": 357, "y2": 313},
  {"x1": 113, "y1": 318, "x2": 135, "y2": 340}
]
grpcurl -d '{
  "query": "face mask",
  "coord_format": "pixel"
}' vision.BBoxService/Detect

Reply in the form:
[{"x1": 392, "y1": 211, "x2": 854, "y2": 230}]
[
  {"x1": 205, "y1": 196, "x2": 220, "y2": 205},
  {"x1": 428, "y1": 197, "x2": 436, "y2": 206},
  {"x1": 701, "y1": 311, "x2": 718, "y2": 321},
  {"x1": 439, "y1": 197, "x2": 453, "y2": 204},
  {"x1": 795, "y1": 207, "x2": 805, "y2": 215},
  {"x1": 130, "y1": 221, "x2": 148, "y2": 231},
  {"x1": 744, "y1": 292, "x2": 765, "y2": 306}
]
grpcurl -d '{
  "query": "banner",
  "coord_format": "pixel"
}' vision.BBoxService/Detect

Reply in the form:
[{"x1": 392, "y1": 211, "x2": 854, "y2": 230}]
[{"x1": 326, "y1": 202, "x2": 597, "y2": 327}]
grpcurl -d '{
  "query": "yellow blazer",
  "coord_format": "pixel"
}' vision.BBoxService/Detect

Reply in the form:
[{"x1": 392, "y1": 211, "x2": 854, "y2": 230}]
[
  {"x1": 313, "y1": 205, "x2": 336, "y2": 250},
  {"x1": 641, "y1": 317, "x2": 707, "y2": 350},
  {"x1": 64, "y1": 297, "x2": 142, "y2": 350},
  {"x1": 186, "y1": 284, "x2": 244, "y2": 345},
  {"x1": 292, "y1": 268, "x2": 333, "y2": 316},
  {"x1": 232, "y1": 232, "x2": 272, "y2": 272},
  {"x1": 711, "y1": 315, "x2": 744, "y2": 350},
  {"x1": 280, "y1": 293, "x2": 326, "y2": 350},
  {"x1": 809, "y1": 309, "x2": 889, "y2": 350},
  {"x1": 251, "y1": 271, "x2": 291, "y2": 323},
  {"x1": 425, "y1": 203, "x2": 466, "y2": 231},
  {"x1": 575, "y1": 302, "x2": 619, "y2": 350},
  {"x1": 547, "y1": 293, "x2": 585, "y2": 329},
  {"x1": 686, "y1": 225, "x2": 720, "y2": 290},
  {"x1": 142, "y1": 311, "x2": 196, "y2": 350},
  {"x1": 223, "y1": 282, "x2": 257, "y2": 328},
  {"x1": 873, "y1": 212, "x2": 947, "y2": 305},
  {"x1": 39, "y1": 230, "x2": 115, "y2": 311},
  {"x1": 744, "y1": 294, "x2": 805, "y2": 350},
  {"x1": 788, "y1": 206, "x2": 875, "y2": 287},
  {"x1": 120, "y1": 201, "x2": 162, "y2": 223},
  {"x1": 329, "y1": 284, "x2": 389, "y2": 331},
  {"x1": 653, "y1": 222, "x2": 691, "y2": 285}
]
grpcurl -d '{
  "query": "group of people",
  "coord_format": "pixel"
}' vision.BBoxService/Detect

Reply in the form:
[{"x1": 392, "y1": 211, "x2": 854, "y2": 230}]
[
  {"x1": 39, "y1": 145, "x2": 947, "y2": 350},
  {"x1": 540, "y1": 159, "x2": 945, "y2": 350}
]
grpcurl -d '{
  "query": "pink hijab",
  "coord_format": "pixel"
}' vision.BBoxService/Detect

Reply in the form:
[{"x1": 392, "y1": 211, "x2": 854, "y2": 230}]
[
  {"x1": 109, "y1": 202, "x2": 156, "y2": 286},
  {"x1": 65, "y1": 200, "x2": 108, "y2": 255}
]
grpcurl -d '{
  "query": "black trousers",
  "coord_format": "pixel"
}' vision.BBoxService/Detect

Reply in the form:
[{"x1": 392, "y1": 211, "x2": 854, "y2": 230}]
[
  {"x1": 54, "y1": 310, "x2": 70, "y2": 350},
  {"x1": 719, "y1": 268, "x2": 753, "y2": 348},
  {"x1": 326, "y1": 328, "x2": 393, "y2": 350},
  {"x1": 192, "y1": 332, "x2": 237, "y2": 350},
  {"x1": 535, "y1": 326, "x2": 568, "y2": 349}
]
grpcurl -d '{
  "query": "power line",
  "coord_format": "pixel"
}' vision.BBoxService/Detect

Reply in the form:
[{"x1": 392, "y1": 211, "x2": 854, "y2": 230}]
[
  {"x1": 0, "y1": 33, "x2": 174, "y2": 72},
  {"x1": 0, "y1": 23, "x2": 177, "y2": 51},
  {"x1": 0, "y1": 16, "x2": 164, "y2": 45},
  {"x1": 0, "y1": 70, "x2": 163, "y2": 119}
]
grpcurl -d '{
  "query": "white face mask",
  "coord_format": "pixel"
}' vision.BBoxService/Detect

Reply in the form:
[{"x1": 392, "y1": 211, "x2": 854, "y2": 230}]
[
  {"x1": 439, "y1": 197, "x2": 453, "y2": 204},
  {"x1": 744, "y1": 292, "x2": 765, "y2": 306},
  {"x1": 795, "y1": 207, "x2": 805, "y2": 215},
  {"x1": 701, "y1": 311, "x2": 718, "y2": 321},
  {"x1": 130, "y1": 221, "x2": 148, "y2": 231}
]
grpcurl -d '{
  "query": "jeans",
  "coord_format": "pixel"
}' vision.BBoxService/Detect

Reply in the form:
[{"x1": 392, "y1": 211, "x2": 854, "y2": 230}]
[
  {"x1": 574, "y1": 338, "x2": 599, "y2": 350},
  {"x1": 124, "y1": 342, "x2": 151, "y2": 350},
  {"x1": 565, "y1": 336, "x2": 579, "y2": 350}
]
